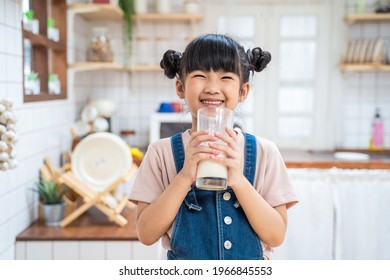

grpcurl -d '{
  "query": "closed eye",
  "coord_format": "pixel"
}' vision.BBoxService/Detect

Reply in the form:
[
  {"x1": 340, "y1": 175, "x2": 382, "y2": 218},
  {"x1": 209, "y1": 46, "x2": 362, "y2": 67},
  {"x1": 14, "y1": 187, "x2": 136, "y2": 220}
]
[{"x1": 222, "y1": 76, "x2": 234, "y2": 80}]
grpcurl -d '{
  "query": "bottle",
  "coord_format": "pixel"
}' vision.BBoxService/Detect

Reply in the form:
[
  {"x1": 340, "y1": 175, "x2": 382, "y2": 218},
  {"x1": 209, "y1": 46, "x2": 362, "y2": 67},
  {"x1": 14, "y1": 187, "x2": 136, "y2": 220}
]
[{"x1": 369, "y1": 107, "x2": 384, "y2": 151}]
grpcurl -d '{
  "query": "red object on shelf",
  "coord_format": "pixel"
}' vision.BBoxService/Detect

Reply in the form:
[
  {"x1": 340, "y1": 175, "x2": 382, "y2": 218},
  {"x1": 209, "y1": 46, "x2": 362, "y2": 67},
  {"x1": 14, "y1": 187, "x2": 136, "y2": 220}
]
[{"x1": 93, "y1": 0, "x2": 110, "y2": 3}]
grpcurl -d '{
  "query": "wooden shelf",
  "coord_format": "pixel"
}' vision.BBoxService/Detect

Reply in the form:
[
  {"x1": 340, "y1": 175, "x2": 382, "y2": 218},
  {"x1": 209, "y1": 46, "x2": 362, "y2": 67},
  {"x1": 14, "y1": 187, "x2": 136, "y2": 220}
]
[
  {"x1": 126, "y1": 65, "x2": 163, "y2": 71},
  {"x1": 68, "y1": 3, "x2": 123, "y2": 21},
  {"x1": 69, "y1": 62, "x2": 124, "y2": 72},
  {"x1": 134, "y1": 13, "x2": 204, "y2": 22},
  {"x1": 23, "y1": 0, "x2": 67, "y2": 103},
  {"x1": 340, "y1": 63, "x2": 390, "y2": 72},
  {"x1": 344, "y1": 13, "x2": 390, "y2": 24},
  {"x1": 68, "y1": 4, "x2": 203, "y2": 23},
  {"x1": 69, "y1": 62, "x2": 163, "y2": 72}
]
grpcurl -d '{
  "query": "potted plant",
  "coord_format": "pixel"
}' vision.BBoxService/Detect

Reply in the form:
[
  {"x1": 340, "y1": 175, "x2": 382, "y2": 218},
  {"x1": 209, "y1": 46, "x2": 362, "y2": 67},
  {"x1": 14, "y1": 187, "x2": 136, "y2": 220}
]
[
  {"x1": 118, "y1": 0, "x2": 135, "y2": 65},
  {"x1": 25, "y1": 71, "x2": 40, "y2": 95},
  {"x1": 33, "y1": 176, "x2": 67, "y2": 226}
]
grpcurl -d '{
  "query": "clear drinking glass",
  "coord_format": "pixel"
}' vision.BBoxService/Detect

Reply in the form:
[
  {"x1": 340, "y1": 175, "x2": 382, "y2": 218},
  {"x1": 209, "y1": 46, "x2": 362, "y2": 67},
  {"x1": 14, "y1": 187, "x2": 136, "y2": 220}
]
[{"x1": 195, "y1": 107, "x2": 233, "y2": 191}]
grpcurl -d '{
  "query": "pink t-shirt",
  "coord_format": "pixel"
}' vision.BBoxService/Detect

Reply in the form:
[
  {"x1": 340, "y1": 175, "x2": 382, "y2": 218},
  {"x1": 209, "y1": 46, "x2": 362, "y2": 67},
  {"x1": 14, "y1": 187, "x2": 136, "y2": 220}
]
[{"x1": 129, "y1": 130, "x2": 298, "y2": 259}]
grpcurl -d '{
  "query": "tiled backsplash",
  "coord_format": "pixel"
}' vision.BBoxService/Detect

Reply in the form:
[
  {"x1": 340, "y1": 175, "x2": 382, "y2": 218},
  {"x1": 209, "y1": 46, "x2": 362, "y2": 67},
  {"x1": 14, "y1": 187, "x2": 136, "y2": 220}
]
[{"x1": 340, "y1": 21, "x2": 390, "y2": 149}]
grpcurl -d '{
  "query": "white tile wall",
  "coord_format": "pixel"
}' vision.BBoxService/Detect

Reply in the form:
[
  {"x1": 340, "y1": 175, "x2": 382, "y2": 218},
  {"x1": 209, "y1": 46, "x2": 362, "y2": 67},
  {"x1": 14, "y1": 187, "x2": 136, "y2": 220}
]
[
  {"x1": 0, "y1": 0, "x2": 75, "y2": 260},
  {"x1": 340, "y1": 17, "x2": 390, "y2": 149}
]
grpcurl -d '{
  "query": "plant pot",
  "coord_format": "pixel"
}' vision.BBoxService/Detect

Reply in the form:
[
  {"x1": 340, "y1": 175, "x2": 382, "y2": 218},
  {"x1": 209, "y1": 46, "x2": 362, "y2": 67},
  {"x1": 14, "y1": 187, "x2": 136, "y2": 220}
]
[{"x1": 42, "y1": 202, "x2": 66, "y2": 227}]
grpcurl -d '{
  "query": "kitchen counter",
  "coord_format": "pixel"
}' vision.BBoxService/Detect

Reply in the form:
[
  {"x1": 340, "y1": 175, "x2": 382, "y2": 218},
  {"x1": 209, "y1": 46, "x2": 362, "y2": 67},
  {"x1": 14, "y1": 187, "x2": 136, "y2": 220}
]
[
  {"x1": 282, "y1": 149, "x2": 390, "y2": 169},
  {"x1": 16, "y1": 207, "x2": 138, "y2": 241}
]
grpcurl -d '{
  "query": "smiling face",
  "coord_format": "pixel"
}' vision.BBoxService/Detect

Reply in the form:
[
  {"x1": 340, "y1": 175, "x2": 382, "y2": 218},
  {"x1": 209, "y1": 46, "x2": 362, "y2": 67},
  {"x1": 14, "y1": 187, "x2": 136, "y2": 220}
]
[
  {"x1": 176, "y1": 70, "x2": 250, "y2": 130},
  {"x1": 174, "y1": 34, "x2": 253, "y2": 131}
]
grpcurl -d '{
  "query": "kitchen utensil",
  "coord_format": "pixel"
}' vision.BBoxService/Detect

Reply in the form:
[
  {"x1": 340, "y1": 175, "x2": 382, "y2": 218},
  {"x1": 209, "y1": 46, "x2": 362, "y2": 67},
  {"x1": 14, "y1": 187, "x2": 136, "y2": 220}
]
[
  {"x1": 92, "y1": 99, "x2": 117, "y2": 117},
  {"x1": 71, "y1": 132, "x2": 132, "y2": 191}
]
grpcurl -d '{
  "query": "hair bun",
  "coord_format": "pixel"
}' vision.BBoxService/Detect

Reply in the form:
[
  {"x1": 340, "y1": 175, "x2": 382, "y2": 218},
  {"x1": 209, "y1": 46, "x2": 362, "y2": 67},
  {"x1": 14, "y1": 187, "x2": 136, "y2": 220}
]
[
  {"x1": 247, "y1": 47, "x2": 271, "y2": 72},
  {"x1": 160, "y1": 50, "x2": 182, "y2": 79}
]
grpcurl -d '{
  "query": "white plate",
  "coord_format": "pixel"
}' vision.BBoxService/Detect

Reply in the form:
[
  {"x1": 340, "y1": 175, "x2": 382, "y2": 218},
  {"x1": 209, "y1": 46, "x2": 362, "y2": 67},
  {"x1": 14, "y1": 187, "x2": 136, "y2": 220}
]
[
  {"x1": 352, "y1": 40, "x2": 362, "y2": 63},
  {"x1": 334, "y1": 152, "x2": 369, "y2": 161},
  {"x1": 346, "y1": 40, "x2": 356, "y2": 64},
  {"x1": 73, "y1": 120, "x2": 90, "y2": 137},
  {"x1": 365, "y1": 39, "x2": 376, "y2": 63},
  {"x1": 358, "y1": 40, "x2": 369, "y2": 63},
  {"x1": 71, "y1": 132, "x2": 132, "y2": 191},
  {"x1": 372, "y1": 39, "x2": 384, "y2": 64}
]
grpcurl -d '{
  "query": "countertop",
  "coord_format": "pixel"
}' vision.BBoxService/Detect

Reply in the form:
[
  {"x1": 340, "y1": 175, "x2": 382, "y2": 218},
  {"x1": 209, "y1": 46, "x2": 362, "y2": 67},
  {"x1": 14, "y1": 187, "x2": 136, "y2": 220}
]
[
  {"x1": 16, "y1": 149, "x2": 389, "y2": 242},
  {"x1": 16, "y1": 207, "x2": 138, "y2": 241},
  {"x1": 282, "y1": 149, "x2": 390, "y2": 169}
]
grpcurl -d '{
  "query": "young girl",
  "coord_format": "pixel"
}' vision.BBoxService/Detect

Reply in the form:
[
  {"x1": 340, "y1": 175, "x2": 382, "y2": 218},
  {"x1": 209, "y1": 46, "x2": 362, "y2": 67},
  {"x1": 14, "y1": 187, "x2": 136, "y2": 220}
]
[{"x1": 129, "y1": 34, "x2": 298, "y2": 260}]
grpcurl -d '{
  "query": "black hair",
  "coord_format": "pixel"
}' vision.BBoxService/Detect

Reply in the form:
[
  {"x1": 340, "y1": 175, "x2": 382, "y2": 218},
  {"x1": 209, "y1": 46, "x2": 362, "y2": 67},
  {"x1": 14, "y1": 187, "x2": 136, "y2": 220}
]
[{"x1": 160, "y1": 33, "x2": 271, "y2": 84}]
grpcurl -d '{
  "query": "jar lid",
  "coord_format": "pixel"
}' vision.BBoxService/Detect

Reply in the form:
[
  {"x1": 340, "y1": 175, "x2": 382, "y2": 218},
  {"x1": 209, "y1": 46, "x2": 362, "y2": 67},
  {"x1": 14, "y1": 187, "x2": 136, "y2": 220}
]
[
  {"x1": 136, "y1": 35, "x2": 149, "y2": 41},
  {"x1": 156, "y1": 36, "x2": 169, "y2": 40}
]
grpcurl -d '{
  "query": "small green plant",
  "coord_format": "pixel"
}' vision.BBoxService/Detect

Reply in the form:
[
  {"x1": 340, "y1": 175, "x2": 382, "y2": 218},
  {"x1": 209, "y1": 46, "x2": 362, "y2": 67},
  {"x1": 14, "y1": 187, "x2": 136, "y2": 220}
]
[
  {"x1": 26, "y1": 71, "x2": 39, "y2": 81},
  {"x1": 34, "y1": 176, "x2": 67, "y2": 205},
  {"x1": 48, "y1": 73, "x2": 58, "y2": 82},
  {"x1": 24, "y1": 10, "x2": 34, "y2": 21},
  {"x1": 47, "y1": 17, "x2": 55, "y2": 28},
  {"x1": 118, "y1": 0, "x2": 135, "y2": 63}
]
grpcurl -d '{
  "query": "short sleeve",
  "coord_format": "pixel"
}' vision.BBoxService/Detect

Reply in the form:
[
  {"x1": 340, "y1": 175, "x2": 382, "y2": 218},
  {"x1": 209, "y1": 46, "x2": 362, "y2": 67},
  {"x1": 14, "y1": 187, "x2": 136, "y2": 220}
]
[
  {"x1": 128, "y1": 144, "x2": 166, "y2": 204},
  {"x1": 260, "y1": 141, "x2": 298, "y2": 209}
]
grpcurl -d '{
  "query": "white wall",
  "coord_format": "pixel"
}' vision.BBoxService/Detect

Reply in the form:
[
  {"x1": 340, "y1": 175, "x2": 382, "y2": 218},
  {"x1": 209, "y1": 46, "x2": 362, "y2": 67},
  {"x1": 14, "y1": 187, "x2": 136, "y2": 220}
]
[{"x1": 0, "y1": 0, "x2": 75, "y2": 259}]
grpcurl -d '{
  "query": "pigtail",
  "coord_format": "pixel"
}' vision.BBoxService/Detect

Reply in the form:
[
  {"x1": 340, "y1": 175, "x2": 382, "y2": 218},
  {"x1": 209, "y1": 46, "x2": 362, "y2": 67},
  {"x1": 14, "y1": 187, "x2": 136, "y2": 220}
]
[
  {"x1": 160, "y1": 50, "x2": 183, "y2": 79},
  {"x1": 246, "y1": 47, "x2": 271, "y2": 72}
]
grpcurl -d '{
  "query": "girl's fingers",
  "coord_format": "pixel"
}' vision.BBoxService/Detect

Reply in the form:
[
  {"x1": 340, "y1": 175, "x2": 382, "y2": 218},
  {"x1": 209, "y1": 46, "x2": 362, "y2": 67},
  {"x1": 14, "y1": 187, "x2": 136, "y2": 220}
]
[
  {"x1": 214, "y1": 131, "x2": 239, "y2": 151},
  {"x1": 189, "y1": 132, "x2": 217, "y2": 147}
]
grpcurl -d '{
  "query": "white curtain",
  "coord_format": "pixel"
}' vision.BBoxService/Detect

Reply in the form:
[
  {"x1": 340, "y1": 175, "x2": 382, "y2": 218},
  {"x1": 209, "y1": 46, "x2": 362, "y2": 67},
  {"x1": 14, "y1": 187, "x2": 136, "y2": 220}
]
[{"x1": 273, "y1": 168, "x2": 390, "y2": 260}]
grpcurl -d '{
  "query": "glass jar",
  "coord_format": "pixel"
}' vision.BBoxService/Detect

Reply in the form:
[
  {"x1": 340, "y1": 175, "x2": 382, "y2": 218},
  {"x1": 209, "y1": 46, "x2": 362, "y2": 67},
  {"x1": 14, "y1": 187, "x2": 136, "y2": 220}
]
[
  {"x1": 87, "y1": 27, "x2": 114, "y2": 62},
  {"x1": 184, "y1": 0, "x2": 199, "y2": 14},
  {"x1": 157, "y1": 0, "x2": 171, "y2": 14}
]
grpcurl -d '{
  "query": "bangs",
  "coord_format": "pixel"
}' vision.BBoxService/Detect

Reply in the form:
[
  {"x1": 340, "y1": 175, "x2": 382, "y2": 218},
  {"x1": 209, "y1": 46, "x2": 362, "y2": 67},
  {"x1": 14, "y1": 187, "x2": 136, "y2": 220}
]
[{"x1": 183, "y1": 35, "x2": 241, "y2": 75}]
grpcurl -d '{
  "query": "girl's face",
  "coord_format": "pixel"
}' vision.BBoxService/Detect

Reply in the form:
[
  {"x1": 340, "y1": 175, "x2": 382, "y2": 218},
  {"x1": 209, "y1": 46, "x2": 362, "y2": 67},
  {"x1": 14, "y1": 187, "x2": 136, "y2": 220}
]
[{"x1": 176, "y1": 70, "x2": 250, "y2": 126}]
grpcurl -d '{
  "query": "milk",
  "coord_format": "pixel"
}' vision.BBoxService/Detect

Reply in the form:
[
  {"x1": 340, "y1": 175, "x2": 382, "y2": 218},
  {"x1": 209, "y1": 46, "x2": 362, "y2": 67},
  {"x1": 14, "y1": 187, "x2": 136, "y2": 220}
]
[
  {"x1": 195, "y1": 107, "x2": 233, "y2": 191},
  {"x1": 196, "y1": 159, "x2": 227, "y2": 190}
]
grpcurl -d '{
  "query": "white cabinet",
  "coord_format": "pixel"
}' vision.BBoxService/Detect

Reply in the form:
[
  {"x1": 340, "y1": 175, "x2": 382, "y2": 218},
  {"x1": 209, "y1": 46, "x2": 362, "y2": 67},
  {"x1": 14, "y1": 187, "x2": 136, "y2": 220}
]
[
  {"x1": 15, "y1": 240, "x2": 160, "y2": 260},
  {"x1": 273, "y1": 168, "x2": 390, "y2": 260}
]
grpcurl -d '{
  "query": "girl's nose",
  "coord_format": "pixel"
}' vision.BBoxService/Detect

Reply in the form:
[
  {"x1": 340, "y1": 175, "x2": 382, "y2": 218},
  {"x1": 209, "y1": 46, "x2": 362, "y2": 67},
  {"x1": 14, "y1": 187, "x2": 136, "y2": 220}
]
[{"x1": 204, "y1": 82, "x2": 220, "y2": 95}]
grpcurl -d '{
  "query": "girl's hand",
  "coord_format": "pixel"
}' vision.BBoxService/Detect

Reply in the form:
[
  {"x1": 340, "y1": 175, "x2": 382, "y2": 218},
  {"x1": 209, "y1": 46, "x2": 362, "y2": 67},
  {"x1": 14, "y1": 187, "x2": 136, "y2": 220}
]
[
  {"x1": 211, "y1": 128, "x2": 246, "y2": 189},
  {"x1": 179, "y1": 131, "x2": 220, "y2": 183}
]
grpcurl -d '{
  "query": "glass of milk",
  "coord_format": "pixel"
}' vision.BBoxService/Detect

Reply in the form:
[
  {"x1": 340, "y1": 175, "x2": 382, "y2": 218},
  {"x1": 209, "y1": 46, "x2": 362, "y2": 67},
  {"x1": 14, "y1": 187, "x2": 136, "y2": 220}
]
[{"x1": 195, "y1": 107, "x2": 233, "y2": 191}]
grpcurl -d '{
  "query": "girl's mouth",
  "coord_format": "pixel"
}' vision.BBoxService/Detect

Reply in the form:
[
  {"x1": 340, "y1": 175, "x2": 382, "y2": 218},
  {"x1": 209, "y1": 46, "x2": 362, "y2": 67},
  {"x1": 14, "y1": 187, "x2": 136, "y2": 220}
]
[{"x1": 201, "y1": 100, "x2": 224, "y2": 106}]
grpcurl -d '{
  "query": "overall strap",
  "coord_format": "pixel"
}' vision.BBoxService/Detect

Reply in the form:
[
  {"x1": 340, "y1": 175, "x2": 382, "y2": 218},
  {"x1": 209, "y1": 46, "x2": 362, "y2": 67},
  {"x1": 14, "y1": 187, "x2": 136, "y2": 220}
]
[
  {"x1": 243, "y1": 133, "x2": 257, "y2": 185},
  {"x1": 171, "y1": 132, "x2": 185, "y2": 174},
  {"x1": 170, "y1": 132, "x2": 202, "y2": 211},
  {"x1": 233, "y1": 133, "x2": 257, "y2": 209}
]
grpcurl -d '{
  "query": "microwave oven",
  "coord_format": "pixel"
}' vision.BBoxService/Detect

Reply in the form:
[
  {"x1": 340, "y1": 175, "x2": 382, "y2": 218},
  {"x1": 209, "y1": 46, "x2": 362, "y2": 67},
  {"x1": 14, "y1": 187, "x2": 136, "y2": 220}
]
[{"x1": 149, "y1": 113, "x2": 192, "y2": 144}]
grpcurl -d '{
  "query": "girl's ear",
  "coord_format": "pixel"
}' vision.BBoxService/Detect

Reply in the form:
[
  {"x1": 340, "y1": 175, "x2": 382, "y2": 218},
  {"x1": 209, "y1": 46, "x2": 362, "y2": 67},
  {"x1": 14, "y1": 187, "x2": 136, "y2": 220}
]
[
  {"x1": 176, "y1": 79, "x2": 185, "y2": 99},
  {"x1": 239, "y1": 82, "x2": 250, "y2": 102}
]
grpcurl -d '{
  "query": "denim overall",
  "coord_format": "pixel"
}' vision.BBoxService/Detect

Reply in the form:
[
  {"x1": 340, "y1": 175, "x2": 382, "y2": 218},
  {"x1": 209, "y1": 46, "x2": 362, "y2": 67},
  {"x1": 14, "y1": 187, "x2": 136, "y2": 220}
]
[{"x1": 168, "y1": 132, "x2": 263, "y2": 260}]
